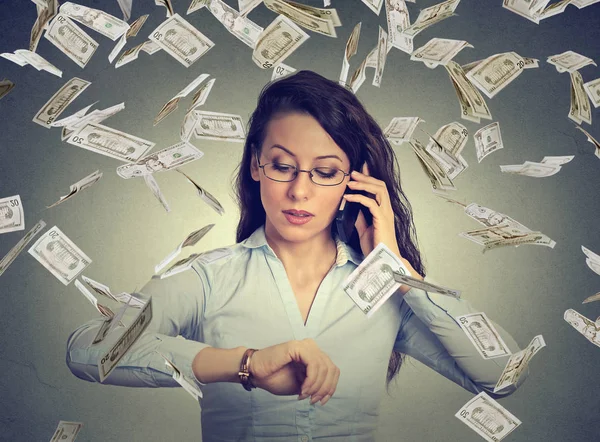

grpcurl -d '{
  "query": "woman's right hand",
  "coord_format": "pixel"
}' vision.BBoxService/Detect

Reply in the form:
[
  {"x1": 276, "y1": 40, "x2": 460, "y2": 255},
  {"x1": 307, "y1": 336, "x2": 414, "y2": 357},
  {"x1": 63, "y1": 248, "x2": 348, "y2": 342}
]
[{"x1": 249, "y1": 338, "x2": 340, "y2": 406}]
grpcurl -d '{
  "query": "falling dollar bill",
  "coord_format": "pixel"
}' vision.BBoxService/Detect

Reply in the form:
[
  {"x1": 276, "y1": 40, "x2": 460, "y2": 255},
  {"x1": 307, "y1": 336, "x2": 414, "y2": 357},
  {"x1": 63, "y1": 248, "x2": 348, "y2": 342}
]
[
  {"x1": 157, "y1": 351, "x2": 204, "y2": 399},
  {"x1": 154, "y1": 73, "x2": 210, "y2": 125},
  {"x1": 252, "y1": 14, "x2": 310, "y2": 69},
  {"x1": 581, "y1": 245, "x2": 600, "y2": 276},
  {"x1": 466, "y1": 52, "x2": 528, "y2": 99},
  {"x1": 474, "y1": 122, "x2": 504, "y2": 163},
  {"x1": 160, "y1": 247, "x2": 232, "y2": 279},
  {"x1": 564, "y1": 308, "x2": 600, "y2": 348},
  {"x1": 264, "y1": 0, "x2": 337, "y2": 38},
  {"x1": 149, "y1": 14, "x2": 215, "y2": 67},
  {"x1": 409, "y1": 139, "x2": 456, "y2": 191},
  {"x1": 46, "y1": 170, "x2": 103, "y2": 209},
  {"x1": 455, "y1": 392, "x2": 521, "y2": 442},
  {"x1": 60, "y1": 2, "x2": 130, "y2": 40},
  {"x1": 464, "y1": 203, "x2": 531, "y2": 232},
  {"x1": 143, "y1": 174, "x2": 170, "y2": 213},
  {"x1": 583, "y1": 77, "x2": 600, "y2": 108},
  {"x1": 81, "y1": 274, "x2": 145, "y2": 307},
  {"x1": 339, "y1": 22, "x2": 361, "y2": 86},
  {"x1": 33, "y1": 77, "x2": 91, "y2": 128},
  {"x1": 0, "y1": 219, "x2": 46, "y2": 277},
  {"x1": 27, "y1": 225, "x2": 92, "y2": 285},
  {"x1": 582, "y1": 292, "x2": 600, "y2": 304},
  {"x1": 455, "y1": 312, "x2": 512, "y2": 359},
  {"x1": 207, "y1": 0, "x2": 263, "y2": 48},
  {"x1": 49, "y1": 421, "x2": 83, "y2": 442},
  {"x1": 1, "y1": 49, "x2": 63, "y2": 77},
  {"x1": 494, "y1": 335, "x2": 545, "y2": 393},
  {"x1": 0, "y1": 79, "x2": 15, "y2": 100},
  {"x1": 44, "y1": 14, "x2": 99, "y2": 68},
  {"x1": 155, "y1": 0, "x2": 174, "y2": 17},
  {"x1": 272, "y1": 62, "x2": 297, "y2": 81},
  {"x1": 574, "y1": 125, "x2": 600, "y2": 159},
  {"x1": 117, "y1": 142, "x2": 204, "y2": 179},
  {"x1": 401, "y1": 0, "x2": 459, "y2": 39},
  {"x1": 188, "y1": 0, "x2": 211, "y2": 15},
  {"x1": 0, "y1": 195, "x2": 24, "y2": 234},
  {"x1": 383, "y1": 116, "x2": 424, "y2": 145},
  {"x1": 361, "y1": 0, "x2": 384, "y2": 15},
  {"x1": 29, "y1": 0, "x2": 57, "y2": 52},
  {"x1": 67, "y1": 123, "x2": 155, "y2": 162},
  {"x1": 569, "y1": 70, "x2": 592, "y2": 125},
  {"x1": 445, "y1": 60, "x2": 492, "y2": 123},
  {"x1": 385, "y1": 0, "x2": 412, "y2": 53},
  {"x1": 98, "y1": 296, "x2": 153, "y2": 382},
  {"x1": 547, "y1": 50, "x2": 597, "y2": 73},
  {"x1": 190, "y1": 110, "x2": 246, "y2": 142},
  {"x1": 411, "y1": 38, "x2": 473, "y2": 68},
  {"x1": 74, "y1": 279, "x2": 116, "y2": 319},
  {"x1": 177, "y1": 170, "x2": 225, "y2": 215},
  {"x1": 109, "y1": 14, "x2": 149, "y2": 63},
  {"x1": 155, "y1": 223, "x2": 215, "y2": 273},
  {"x1": 372, "y1": 26, "x2": 388, "y2": 87}
]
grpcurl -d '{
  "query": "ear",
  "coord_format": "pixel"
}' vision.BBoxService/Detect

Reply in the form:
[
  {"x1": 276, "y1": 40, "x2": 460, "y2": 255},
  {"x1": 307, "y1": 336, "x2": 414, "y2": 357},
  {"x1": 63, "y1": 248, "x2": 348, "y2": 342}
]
[{"x1": 250, "y1": 151, "x2": 260, "y2": 182}]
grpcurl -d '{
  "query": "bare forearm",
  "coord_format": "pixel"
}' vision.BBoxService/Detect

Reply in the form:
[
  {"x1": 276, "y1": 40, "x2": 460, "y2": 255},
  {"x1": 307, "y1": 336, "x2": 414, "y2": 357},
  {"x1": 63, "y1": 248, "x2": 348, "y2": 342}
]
[{"x1": 192, "y1": 346, "x2": 247, "y2": 384}]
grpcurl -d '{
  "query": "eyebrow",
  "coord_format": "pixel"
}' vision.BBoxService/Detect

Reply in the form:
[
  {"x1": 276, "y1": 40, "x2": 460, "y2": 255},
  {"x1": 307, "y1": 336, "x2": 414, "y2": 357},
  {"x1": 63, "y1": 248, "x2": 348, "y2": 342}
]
[{"x1": 269, "y1": 144, "x2": 343, "y2": 162}]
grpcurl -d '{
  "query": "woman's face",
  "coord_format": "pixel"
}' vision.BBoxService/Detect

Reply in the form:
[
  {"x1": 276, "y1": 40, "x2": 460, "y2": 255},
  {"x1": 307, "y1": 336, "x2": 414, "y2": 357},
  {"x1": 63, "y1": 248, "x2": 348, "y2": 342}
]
[{"x1": 250, "y1": 112, "x2": 351, "y2": 244}]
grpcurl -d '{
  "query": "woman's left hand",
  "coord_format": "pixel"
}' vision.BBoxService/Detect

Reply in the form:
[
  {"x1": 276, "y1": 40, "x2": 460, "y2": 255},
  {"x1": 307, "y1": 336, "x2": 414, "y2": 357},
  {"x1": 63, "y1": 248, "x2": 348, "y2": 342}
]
[{"x1": 343, "y1": 163, "x2": 423, "y2": 281}]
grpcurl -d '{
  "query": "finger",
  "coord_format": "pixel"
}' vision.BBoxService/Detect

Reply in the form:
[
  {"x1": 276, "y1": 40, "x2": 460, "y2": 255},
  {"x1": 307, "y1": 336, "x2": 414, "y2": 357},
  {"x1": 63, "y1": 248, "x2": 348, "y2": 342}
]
[
  {"x1": 343, "y1": 192, "x2": 380, "y2": 211},
  {"x1": 313, "y1": 364, "x2": 337, "y2": 400},
  {"x1": 308, "y1": 360, "x2": 328, "y2": 397},
  {"x1": 301, "y1": 359, "x2": 324, "y2": 397},
  {"x1": 351, "y1": 169, "x2": 384, "y2": 186},
  {"x1": 346, "y1": 180, "x2": 386, "y2": 204}
]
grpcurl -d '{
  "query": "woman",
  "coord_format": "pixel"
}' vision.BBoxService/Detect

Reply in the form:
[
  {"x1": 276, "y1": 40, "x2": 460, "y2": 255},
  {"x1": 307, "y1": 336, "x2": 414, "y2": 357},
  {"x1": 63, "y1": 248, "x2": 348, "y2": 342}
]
[{"x1": 66, "y1": 70, "x2": 528, "y2": 441}]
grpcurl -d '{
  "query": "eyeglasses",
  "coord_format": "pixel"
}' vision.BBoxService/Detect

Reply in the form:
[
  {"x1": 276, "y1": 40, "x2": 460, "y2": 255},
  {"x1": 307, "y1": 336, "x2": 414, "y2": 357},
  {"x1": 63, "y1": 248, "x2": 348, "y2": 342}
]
[{"x1": 256, "y1": 154, "x2": 350, "y2": 186}]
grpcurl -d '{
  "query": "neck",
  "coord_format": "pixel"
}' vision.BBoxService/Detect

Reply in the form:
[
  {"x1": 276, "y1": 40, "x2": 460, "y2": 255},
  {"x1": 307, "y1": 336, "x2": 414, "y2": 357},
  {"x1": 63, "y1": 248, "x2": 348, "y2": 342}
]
[{"x1": 264, "y1": 223, "x2": 338, "y2": 280}]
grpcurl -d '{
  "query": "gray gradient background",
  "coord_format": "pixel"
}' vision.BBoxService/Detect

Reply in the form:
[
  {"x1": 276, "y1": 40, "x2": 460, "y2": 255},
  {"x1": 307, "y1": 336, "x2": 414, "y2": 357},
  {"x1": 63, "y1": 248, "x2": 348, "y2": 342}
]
[{"x1": 1, "y1": 1, "x2": 599, "y2": 441}]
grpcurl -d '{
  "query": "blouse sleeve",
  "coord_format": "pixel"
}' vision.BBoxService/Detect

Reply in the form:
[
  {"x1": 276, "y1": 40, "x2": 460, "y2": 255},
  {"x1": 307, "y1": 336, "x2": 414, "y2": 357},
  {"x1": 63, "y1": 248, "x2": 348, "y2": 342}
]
[
  {"x1": 66, "y1": 263, "x2": 212, "y2": 390},
  {"x1": 393, "y1": 280, "x2": 529, "y2": 399}
]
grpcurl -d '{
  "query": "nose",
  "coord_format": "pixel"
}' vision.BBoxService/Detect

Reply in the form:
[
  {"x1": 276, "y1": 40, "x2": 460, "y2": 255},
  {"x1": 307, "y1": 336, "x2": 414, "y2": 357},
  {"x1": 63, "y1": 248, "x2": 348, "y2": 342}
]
[{"x1": 287, "y1": 169, "x2": 314, "y2": 199}]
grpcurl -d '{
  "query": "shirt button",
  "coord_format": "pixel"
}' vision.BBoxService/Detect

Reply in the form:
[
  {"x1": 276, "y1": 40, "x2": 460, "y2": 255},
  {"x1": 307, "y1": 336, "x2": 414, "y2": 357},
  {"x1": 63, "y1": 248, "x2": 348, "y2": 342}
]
[{"x1": 300, "y1": 436, "x2": 309, "y2": 442}]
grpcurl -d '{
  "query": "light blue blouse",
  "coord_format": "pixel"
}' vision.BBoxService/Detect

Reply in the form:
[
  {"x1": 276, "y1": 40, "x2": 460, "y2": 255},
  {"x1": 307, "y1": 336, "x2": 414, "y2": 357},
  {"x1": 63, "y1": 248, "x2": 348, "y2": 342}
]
[{"x1": 67, "y1": 224, "x2": 528, "y2": 441}]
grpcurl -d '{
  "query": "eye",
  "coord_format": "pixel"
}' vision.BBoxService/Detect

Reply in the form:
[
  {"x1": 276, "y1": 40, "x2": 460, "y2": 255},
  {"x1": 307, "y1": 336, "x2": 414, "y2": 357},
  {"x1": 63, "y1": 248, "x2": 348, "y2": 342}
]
[
  {"x1": 314, "y1": 167, "x2": 339, "y2": 179},
  {"x1": 273, "y1": 163, "x2": 294, "y2": 172}
]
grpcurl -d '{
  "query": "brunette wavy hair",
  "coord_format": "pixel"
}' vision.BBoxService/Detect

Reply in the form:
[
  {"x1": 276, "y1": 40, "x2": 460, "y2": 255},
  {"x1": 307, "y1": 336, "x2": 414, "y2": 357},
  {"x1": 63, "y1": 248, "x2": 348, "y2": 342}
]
[{"x1": 231, "y1": 70, "x2": 426, "y2": 393}]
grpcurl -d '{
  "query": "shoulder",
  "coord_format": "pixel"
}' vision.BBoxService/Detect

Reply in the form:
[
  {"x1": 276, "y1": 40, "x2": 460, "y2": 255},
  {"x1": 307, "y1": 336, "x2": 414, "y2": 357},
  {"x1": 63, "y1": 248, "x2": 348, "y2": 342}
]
[{"x1": 190, "y1": 242, "x2": 247, "y2": 273}]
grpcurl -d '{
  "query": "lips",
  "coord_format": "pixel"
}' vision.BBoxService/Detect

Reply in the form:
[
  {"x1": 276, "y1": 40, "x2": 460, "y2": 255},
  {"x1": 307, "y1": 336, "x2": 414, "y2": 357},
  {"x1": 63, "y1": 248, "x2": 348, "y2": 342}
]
[{"x1": 282, "y1": 210, "x2": 314, "y2": 217}]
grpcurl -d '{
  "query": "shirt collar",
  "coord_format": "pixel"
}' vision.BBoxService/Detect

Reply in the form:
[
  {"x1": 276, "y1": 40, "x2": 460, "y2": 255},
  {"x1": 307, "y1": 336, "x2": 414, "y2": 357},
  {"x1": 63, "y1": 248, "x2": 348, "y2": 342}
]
[{"x1": 241, "y1": 224, "x2": 363, "y2": 267}]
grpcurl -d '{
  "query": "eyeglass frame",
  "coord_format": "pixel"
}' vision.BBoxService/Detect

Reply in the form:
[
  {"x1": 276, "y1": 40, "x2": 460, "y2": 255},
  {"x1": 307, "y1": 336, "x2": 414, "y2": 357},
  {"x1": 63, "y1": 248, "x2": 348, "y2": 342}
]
[{"x1": 254, "y1": 152, "x2": 352, "y2": 186}]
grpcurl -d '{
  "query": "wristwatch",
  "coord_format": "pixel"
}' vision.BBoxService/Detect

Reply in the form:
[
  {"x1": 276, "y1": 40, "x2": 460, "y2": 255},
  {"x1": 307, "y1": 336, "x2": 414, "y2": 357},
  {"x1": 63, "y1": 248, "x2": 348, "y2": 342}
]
[{"x1": 238, "y1": 348, "x2": 258, "y2": 391}]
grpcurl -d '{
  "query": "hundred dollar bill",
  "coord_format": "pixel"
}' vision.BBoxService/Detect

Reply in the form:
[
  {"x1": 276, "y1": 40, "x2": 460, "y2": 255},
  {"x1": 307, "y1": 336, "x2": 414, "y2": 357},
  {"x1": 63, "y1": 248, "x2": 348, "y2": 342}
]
[
  {"x1": 445, "y1": 61, "x2": 492, "y2": 122},
  {"x1": 383, "y1": 116, "x2": 424, "y2": 145},
  {"x1": 456, "y1": 312, "x2": 512, "y2": 359},
  {"x1": 574, "y1": 125, "x2": 600, "y2": 159},
  {"x1": 272, "y1": 62, "x2": 297, "y2": 81},
  {"x1": 547, "y1": 50, "x2": 597, "y2": 73},
  {"x1": 157, "y1": 351, "x2": 204, "y2": 399},
  {"x1": 385, "y1": 0, "x2": 412, "y2": 53},
  {"x1": 177, "y1": 170, "x2": 225, "y2": 215},
  {"x1": 98, "y1": 296, "x2": 153, "y2": 382},
  {"x1": 372, "y1": 26, "x2": 388, "y2": 87},
  {"x1": 0, "y1": 219, "x2": 46, "y2": 276},
  {"x1": 564, "y1": 308, "x2": 600, "y2": 348},
  {"x1": 27, "y1": 225, "x2": 92, "y2": 285},
  {"x1": 455, "y1": 392, "x2": 521, "y2": 442},
  {"x1": 361, "y1": 0, "x2": 384, "y2": 15},
  {"x1": 60, "y1": 2, "x2": 129, "y2": 40},
  {"x1": 494, "y1": 335, "x2": 545, "y2": 393},
  {"x1": 570, "y1": 71, "x2": 592, "y2": 125},
  {"x1": 149, "y1": 14, "x2": 215, "y2": 67},
  {"x1": 207, "y1": 0, "x2": 263, "y2": 48},
  {"x1": 474, "y1": 122, "x2": 504, "y2": 163},
  {"x1": 116, "y1": 0, "x2": 132, "y2": 21},
  {"x1": 482, "y1": 231, "x2": 556, "y2": 253},
  {"x1": 411, "y1": 38, "x2": 473, "y2": 68},
  {"x1": 401, "y1": 0, "x2": 460, "y2": 38},
  {"x1": 264, "y1": 0, "x2": 336, "y2": 38},
  {"x1": 155, "y1": 223, "x2": 215, "y2": 273},
  {"x1": 191, "y1": 110, "x2": 246, "y2": 142},
  {"x1": 67, "y1": 123, "x2": 155, "y2": 162},
  {"x1": 155, "y1": 0, "x2": 174, "y2": 17},
  {"x1": 252, "y1": 14, "x2": 310, "y2": 69},
  {"x1": 47, "y1": 170, "x2": 102, "y2": 209},
  {"x1": 1, "y1": 49, "x2": 63, "y2": 77},
  {"x1": 109, "y1": 14, "x2": 149, "y2": 63},
  {"x1": 143, "y1": 174, "x2": 170, "y2": 212},
  {"x1": 464, "y1": 203, "x2": 531, "y2": 232},
  {"x1": 154, "y1": 73, "x2": 210, "y2": 125},
  {"x1": 0, "y1": 195, "x2": 24, "y2": 234},
  {"x1": 30, "y1": 0, "x2": 58, "y2": 52},
  {"x1": 339, "y1": 22, "x2": 361, "y2": 86},
  {"x1": 466, "y1": 52, "x2": 528, "y2": 99},
  {"x1": 410, "y1": 139, "x2": 456, "y2": 191},
  {"x1": 44, "y1": 14, "x2": 99, "y2": 68},
  {"x1": 581, "y1": 245, "x2": 600, "y2": 276},
  {"x1": 342, "y1": 242, "x2": 407, "y2": 317},
  {"x1": 582, "y1": 292, "x2": 600, "y2": 304},
  {"x1": 0, "y1": 79, "x2": 15, "y2": 100},
  {"x1": 60, "y1": 102, "x2": 125, "y2": 140},
  {"x1": 33, "y1": 77, "x2": 91, "y2": 128},
  {"x1": 74, "y1": 279, "x2": 116, "y2": 319},
  {"x1": 49, "y1": 421, "x2": 83, "y2": 442},
  {"x1": 117, "y1": 141, "x2": 204, "y2": 179},
  {"x1": 499, "y1": 160, "x2": 562, "y2": 177},
  {"x1": 583, "y1": 77, "x2": 600, "y2": 108}
]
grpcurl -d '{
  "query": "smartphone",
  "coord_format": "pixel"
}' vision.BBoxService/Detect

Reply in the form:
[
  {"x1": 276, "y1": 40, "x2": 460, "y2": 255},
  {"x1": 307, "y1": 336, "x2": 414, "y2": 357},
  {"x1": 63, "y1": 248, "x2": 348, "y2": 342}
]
[{"x1": 335, "y1": 165, "x2": 375, "y2": 243}]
